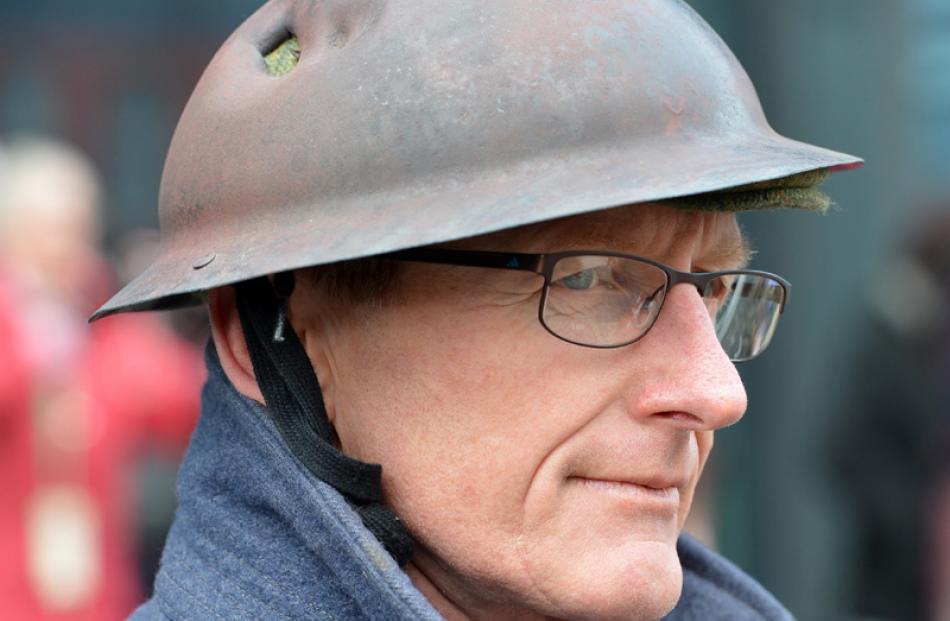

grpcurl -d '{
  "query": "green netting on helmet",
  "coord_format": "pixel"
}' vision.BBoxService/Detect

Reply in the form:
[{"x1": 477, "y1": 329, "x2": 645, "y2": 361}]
[
  {"x1": 264, "y1": 36, "x2": 301, "y2": 77},
  {"x1": 665, "y1": 168, "x2": 833, "y2": 212}
]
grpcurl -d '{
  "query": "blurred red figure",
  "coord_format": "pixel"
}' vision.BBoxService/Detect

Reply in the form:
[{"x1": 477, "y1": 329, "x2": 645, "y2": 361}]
[{"x1": 0, "y1": 137, "x2": 204, "y2": 620}]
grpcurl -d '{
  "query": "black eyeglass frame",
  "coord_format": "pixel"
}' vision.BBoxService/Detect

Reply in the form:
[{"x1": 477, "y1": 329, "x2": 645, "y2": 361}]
[{"x1": 384, "y1": 247, "x2": 791, "y2": 355}]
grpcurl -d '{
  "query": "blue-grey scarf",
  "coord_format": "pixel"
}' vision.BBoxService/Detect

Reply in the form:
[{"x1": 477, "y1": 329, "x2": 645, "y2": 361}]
[{"x1": 130, "y1": 345, "x2": 794, "y2": 620}]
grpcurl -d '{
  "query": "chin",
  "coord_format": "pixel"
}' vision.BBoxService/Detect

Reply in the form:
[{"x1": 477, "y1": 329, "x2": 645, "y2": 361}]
[{"x1": 522, "y1": 538, "x2": 684, "y2": 621}]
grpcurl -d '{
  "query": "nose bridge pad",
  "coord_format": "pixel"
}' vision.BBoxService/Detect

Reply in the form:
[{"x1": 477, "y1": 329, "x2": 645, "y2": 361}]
[
  {"x1": 669, "y1": 278, "x2": 707, "y2": 303},
  {"x1": 670, "y1": 270, "x2": 709, "y2": 299}
]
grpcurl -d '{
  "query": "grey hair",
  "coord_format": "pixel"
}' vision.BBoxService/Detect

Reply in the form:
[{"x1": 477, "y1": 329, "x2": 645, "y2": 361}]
[{"x1": 0, "y1": 135, "x2": 102, "y2": 233}]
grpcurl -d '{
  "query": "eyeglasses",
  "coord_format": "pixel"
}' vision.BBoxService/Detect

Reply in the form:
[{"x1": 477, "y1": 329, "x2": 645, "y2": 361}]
[{"x1": 385, "y1": 248, "x2": 790, "y2": 362}]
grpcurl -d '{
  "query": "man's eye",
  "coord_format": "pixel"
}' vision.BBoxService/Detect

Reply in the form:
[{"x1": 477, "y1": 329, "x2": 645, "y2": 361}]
[{"x1": 558, "y1": 269, "x2": 597, "y2": 290}]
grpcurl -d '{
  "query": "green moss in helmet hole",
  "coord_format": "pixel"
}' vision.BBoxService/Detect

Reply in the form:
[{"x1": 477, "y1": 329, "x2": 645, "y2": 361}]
[{"x1": 264, "y1": 36, "x2": 301, "y2": 77}]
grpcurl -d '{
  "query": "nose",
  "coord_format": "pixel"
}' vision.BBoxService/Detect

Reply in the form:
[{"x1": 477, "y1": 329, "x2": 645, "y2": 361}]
[{"x1": 631, "y1": 282, "x2": 748, "y2": 431}]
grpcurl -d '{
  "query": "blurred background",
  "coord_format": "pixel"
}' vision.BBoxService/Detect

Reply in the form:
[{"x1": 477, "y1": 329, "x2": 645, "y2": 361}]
[{"x1": 0, "y1": 1, "x2": 947, "y2": 620}]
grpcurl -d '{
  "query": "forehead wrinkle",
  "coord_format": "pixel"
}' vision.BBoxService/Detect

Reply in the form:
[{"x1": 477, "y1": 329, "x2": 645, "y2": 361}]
[
  {"x1": 467, "y1": 212, "x2": 624, "y2": 252},
  {"x1": 548, "y1": 205, "x2": 720, "y2": 257},
  {"x1": 547, "y1": 221, "x2": 620, "y2": 250},
  {"x1": 530, "y1": 206, "x2": 661, "y2": 252}
]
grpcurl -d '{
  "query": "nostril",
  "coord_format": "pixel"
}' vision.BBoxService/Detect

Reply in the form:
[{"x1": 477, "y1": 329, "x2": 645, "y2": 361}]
[
  {"x1": 263, "y1": 33, "x2": 301, "y2": 77},
  {"x1": 654, "y1": 411, "x2": 704, "y2": 427}
]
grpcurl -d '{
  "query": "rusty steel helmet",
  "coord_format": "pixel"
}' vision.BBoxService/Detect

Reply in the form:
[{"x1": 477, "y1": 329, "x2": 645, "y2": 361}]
[{"x1": 92, "y1": 0, "x2": 861, "y2": 320}]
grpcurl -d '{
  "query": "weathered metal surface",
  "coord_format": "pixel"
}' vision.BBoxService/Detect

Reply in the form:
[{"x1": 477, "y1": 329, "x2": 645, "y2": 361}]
[{"x1": 92, "y1": 0, "x2": 862, "y2": 320}]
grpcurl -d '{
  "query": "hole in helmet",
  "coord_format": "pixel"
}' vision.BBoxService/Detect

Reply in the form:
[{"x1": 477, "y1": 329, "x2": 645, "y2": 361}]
[{"x1": 263, "y1": 33, "x2": 301, "y2": 77}]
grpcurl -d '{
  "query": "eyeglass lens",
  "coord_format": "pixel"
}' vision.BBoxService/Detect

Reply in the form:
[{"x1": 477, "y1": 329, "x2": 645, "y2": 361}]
[
  {"x1": 709, "y1": 273, "x2": 785, "y2": 361},
  {"x1": 542, "y1": 255, "x2": 785, "y2": 360}
]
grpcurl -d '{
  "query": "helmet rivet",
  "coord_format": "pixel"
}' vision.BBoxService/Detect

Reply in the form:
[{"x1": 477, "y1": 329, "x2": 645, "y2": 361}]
[{"x1": 192, "y1": 253, "x2": 216, "y2": 270}]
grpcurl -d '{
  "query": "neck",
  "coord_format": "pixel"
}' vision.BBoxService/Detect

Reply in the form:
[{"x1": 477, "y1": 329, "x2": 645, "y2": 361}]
[
  {"x1": 405, "y1": 562, "x2": 472, "y2": 621},
  {"x1": 404, "y1": 559, "x2": 562, "y2": 621}
]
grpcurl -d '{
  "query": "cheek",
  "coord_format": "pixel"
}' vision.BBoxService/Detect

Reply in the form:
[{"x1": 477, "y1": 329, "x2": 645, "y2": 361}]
[
  {"x1": 694, "y1": 431, "x2": 714, "y2": 474},
  {"x1": 330, "y1": 299, "x2": 549, "y2": 484},
  {"x1": 328, "y1": 300, "x2": 615, "y2": 568},
  {"x1": 676, "y1": 430, "x2": 714, "y2": 531}
]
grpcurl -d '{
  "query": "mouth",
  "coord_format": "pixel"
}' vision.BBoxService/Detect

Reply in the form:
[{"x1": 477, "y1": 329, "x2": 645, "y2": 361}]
[{"x1": 567, "y1": 476, "x2": 681, "y2": 511}]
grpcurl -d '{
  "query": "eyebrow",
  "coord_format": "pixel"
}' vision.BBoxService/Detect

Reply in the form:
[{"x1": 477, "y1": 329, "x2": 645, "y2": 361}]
[{"x1": 701, "y1": 233, "x2": 754, "y2": 271}]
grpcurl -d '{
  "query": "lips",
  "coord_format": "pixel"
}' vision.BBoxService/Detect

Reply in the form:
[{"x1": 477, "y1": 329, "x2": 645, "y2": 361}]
[
  {"x1": 570, "y1": 473, "x2": 687, "y2": 491},
  {"x1": 567, "y1": 475, "x2": 685, "y2": 509}
]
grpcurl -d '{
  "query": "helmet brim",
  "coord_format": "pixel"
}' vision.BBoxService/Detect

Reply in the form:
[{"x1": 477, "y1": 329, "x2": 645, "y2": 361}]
[{"x1": 92, "y1": 131, "x2": 860, "y2": 321}]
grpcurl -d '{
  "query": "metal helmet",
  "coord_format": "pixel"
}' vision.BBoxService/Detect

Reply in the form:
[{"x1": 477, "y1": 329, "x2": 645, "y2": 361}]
[{"x1": 92, "y1": 0, "x2": 860, "y2": 320}]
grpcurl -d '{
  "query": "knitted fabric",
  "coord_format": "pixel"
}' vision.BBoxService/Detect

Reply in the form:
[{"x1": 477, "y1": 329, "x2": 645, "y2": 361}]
[{"x1": 665, "y1": 169, "x2": 833, "y2": 213}]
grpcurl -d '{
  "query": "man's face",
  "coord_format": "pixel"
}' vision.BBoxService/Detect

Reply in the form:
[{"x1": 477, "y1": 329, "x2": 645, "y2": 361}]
[{"x1": 293, "y1": 203, "x2": 749, "y2": 620}]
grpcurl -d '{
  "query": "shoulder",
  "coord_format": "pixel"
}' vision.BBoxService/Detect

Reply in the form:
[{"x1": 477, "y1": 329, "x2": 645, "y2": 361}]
[{"x1": 664, "y1": 534, "x2": 795, "y2": 621}]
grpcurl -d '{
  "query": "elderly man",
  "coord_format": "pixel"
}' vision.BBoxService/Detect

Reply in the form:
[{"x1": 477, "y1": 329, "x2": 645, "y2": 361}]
[{"x1": 94, "y1": 0, "x2": 860, "y2": 619}]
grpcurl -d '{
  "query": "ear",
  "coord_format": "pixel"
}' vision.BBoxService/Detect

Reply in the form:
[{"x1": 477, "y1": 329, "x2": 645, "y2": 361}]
[
  {"x1": 286, "y1": 271, "x2": 337, "y2": 426},
  {"x1": 208, "y1": 286, "x2": 266, "y2": 404}
]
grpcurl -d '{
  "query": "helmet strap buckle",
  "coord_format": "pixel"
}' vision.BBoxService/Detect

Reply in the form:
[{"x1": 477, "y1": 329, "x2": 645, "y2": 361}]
[{"x1": 271, "y1": 271, "x2": 295, "y2": 343}]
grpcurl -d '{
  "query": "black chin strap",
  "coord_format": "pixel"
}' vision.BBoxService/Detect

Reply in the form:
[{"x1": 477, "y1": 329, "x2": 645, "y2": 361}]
[{"x1": 234, "y1": 274, "x2": 414, "y2": 565}]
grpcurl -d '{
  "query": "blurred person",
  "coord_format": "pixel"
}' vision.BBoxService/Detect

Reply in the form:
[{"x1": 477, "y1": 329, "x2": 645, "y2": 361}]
[
  {"x1": 0, "y1": 136, "x2": 204, "y2": 620},
  {"x1": 829, "y1": 209, "x2": 950, "y2": 621},
  {"x1": 91, "y1": 1, "x2": 862, "y2": 620},
  {"x1": 902, "y1": 212, "x2": 950, "y2": 621}
]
